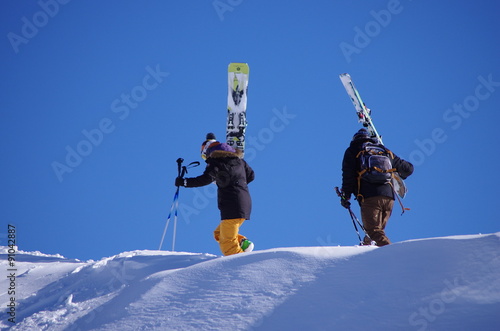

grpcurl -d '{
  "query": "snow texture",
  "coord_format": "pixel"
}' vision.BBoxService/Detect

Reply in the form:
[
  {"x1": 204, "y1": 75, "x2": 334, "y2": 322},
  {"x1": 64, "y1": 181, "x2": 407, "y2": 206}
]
[{"x1": 1, "y1": 233, "x2": 500, "y2": 330}]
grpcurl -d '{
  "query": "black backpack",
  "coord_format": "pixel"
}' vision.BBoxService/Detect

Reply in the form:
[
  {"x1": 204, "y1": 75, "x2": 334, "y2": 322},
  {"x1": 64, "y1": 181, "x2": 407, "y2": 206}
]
[{"x1": 356, "y1": 142, "x2": 396, "y2": 185}]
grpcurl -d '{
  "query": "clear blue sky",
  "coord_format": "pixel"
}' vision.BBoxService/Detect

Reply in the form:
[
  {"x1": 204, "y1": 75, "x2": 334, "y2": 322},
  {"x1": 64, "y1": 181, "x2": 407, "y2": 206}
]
[{"x1": 1, "y1": 0, "x2": 499, "y2": 260}]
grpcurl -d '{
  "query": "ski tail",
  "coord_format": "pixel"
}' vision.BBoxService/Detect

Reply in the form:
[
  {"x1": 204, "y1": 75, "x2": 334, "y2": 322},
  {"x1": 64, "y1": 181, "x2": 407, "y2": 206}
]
[{"x1": 339, "y1": 73, "x2": 383, "y2": 143}]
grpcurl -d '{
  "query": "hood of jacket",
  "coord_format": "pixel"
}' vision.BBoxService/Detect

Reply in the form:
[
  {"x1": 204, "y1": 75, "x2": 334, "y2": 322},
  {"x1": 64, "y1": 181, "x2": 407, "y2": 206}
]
[{"x1": 208, "y1": 149, "x2": 243, "y2": 159}]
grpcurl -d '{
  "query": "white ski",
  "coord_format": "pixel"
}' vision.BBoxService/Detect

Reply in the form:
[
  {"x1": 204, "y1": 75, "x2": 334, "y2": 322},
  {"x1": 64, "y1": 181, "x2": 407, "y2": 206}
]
[{"x1": 226, "y1": 63, "x2": 249, "y2": 157}]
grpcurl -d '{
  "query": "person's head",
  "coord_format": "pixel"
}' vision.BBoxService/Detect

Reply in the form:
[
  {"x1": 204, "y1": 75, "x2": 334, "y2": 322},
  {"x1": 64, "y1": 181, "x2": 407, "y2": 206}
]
[{"x1": 352, "y1": 128, "x2": 370, "y2": 141}]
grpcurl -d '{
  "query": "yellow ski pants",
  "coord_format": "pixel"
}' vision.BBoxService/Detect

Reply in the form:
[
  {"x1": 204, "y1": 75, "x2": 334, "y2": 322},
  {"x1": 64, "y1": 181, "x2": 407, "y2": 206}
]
[{"x1": 213, "y1": 218, "x2": 246, "y2": 256}]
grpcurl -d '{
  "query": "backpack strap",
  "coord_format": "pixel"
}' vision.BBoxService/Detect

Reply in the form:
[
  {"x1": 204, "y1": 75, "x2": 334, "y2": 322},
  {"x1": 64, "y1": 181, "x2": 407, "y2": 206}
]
[
  {"x1": 356, "y1": 175, "x2": 364, "y2": 202},
  {"x1": 372, "y1": 166, "x2": 397, "y2": 174},
  {"x1": 355, "y1": 147, "x2": 366, "y2": 201}
]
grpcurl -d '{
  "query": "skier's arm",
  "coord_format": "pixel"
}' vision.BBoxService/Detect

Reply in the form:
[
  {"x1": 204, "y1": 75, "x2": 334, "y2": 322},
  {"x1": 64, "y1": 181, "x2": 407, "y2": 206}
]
[
  {"x1": 244, "y1": 161, "x2": 255, "y2": 184},
  {"x1": 341, "y1": 148, "x2": 357, "y2": 199},
  {"x1": 392, "y1": 155, "x2": 414, "y2": 180},
  {"x1": 184, "y1": 166, "x2": 216, "y2": 187}
]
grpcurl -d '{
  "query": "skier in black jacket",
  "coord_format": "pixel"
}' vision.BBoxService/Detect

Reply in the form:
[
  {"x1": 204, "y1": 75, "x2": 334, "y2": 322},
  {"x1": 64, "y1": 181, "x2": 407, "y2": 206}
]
[
  {"x1": 175, "y1": 133, "x2": 255, "y2": 255},
  {"x1": 341, "y1": 128, "x2": 414, "y2": 246}
]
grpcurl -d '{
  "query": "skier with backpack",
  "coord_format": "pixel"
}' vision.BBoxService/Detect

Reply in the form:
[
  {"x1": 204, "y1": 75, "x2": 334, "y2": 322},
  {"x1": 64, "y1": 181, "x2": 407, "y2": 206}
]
[
  {"x1": 340, "y1": 128, "x2": 414, "y2": 246},
  {"x1": 175, "y1": 133, "x2": 255, "y2": 256}
]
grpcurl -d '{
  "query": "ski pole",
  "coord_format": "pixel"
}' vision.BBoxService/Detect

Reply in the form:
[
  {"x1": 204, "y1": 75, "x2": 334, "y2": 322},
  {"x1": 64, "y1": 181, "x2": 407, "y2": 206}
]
[
  {"x1": 159, "y1": 159, "x2": 200, "y2": 251},
  {"x1": 334, "y1": 187, "x2": 373, "y2": 245},
  {"x1": 171, "y1": 160, "x2": 200, "y2": 251},
  {"x1": 347, "y1": 208, "x2": 364, "y2": 245},
  {"x1": 159, "y1": 158, "x2": 184, "y2": 250}
]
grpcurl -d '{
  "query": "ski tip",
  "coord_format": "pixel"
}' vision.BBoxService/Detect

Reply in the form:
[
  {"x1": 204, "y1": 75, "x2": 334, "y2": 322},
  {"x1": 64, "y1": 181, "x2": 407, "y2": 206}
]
[{"x1": 228, "y1": 63, "x2": 249, "y2": 74}]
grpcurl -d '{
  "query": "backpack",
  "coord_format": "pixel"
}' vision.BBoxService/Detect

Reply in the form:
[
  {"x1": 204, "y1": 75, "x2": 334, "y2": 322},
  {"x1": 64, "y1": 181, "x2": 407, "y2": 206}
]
[{"x1": 356, "y1": 142, "x2": 396, "y2": 185}]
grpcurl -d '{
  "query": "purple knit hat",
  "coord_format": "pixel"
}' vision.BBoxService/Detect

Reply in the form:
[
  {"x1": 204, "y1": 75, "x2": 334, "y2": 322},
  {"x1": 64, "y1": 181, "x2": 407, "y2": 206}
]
[{"x1": 206, "y1": 142, "x2": 236, "y2": 156}]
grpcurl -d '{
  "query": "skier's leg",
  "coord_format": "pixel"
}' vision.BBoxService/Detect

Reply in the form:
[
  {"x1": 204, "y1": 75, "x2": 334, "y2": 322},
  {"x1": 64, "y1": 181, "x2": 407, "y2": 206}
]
[
  {"x1": 218, "y1": 218, "x2": 245, "y2": 256},
  {"x1": 360, "y1": 198, "x2": 378, "y2": 244},
  {"x1": 360, "y1": 196, "x2": 391, "y2": 246},
  {"x1": 380, "y1": 197, "x2": 394, "y2": 244}
]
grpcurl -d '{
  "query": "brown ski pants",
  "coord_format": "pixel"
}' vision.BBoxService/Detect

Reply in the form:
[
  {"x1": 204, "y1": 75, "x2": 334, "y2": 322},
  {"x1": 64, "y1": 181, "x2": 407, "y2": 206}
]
[{"x1": 359, "y1": 196, "x2": 394, "y2": 246}]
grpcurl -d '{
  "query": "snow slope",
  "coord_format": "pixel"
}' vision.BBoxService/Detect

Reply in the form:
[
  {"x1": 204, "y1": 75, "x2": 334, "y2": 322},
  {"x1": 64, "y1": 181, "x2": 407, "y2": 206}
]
[{"x1": 1, "y1": 233, "x2": 499, "y2": 330}]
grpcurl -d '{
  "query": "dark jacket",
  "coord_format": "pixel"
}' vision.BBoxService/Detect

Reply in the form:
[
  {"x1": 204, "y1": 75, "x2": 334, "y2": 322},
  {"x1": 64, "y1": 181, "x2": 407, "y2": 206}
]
[
  {"x1": 342, "y1": 138, "x2": 413, "y2": 201},
  {"x1": 185, "y1": 150, "x2": 255, "y2": 220}
]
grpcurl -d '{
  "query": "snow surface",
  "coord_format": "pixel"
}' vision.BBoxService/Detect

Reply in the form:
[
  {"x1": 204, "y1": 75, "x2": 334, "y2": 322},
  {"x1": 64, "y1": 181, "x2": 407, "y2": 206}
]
[{"x1": 1, "y1": 233, "x2": 500, "y2": 330}]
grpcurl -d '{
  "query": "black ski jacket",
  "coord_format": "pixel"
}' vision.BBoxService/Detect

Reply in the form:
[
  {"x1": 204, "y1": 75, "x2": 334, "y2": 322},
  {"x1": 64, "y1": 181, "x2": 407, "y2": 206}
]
[
  {"x1": 342, "y1": 138, "x2": 414, "y2": 201},
  {"x1": 185, "y1": 150, "x2": 255, "y2": 220}
]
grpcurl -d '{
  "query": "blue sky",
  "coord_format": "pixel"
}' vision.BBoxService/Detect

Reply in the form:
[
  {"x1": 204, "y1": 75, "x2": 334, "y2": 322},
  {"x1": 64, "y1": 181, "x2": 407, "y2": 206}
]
[{"x1": 1, "y1": 0, "x2": 499, "y2": 261}]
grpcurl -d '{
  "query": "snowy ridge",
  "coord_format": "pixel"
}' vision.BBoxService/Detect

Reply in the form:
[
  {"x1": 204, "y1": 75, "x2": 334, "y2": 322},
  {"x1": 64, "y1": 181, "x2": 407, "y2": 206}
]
[{"x1": 1, "y1": 233, "x2": 499, "y2": 330}]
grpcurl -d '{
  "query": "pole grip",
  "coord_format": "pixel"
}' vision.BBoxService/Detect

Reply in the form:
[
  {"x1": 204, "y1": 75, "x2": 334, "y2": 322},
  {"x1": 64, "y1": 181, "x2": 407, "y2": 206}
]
[{"x1": 176, "y1": 158, "x2": 184, "y2": 177}]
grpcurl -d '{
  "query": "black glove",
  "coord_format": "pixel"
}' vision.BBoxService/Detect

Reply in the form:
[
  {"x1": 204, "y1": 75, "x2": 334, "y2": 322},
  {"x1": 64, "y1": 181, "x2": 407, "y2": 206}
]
[
  {"x1": 339, "y1": 190, "x2": 351, "y2": 209},
  {"x1": 340, "y1": 198, "x2": 351, "y2": 209},
  {"x1": 175, "y1": 177, "x2": 185, "y2": 187}
]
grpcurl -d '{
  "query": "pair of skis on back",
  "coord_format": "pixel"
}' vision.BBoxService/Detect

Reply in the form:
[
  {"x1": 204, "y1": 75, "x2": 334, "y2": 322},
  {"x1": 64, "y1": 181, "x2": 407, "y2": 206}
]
[{"x1": 226, "y1": 63, "x2": 249, "y2": 155}]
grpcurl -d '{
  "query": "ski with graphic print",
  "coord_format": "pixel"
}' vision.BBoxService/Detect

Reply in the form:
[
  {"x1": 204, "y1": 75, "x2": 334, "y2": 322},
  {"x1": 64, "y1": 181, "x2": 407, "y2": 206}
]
[
  {"x1": 226, "y1": 63, "x2": 249, "y2": 157},
  {"x1": 339, "y1": 73, "x2": 407, "y2": 198}
]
